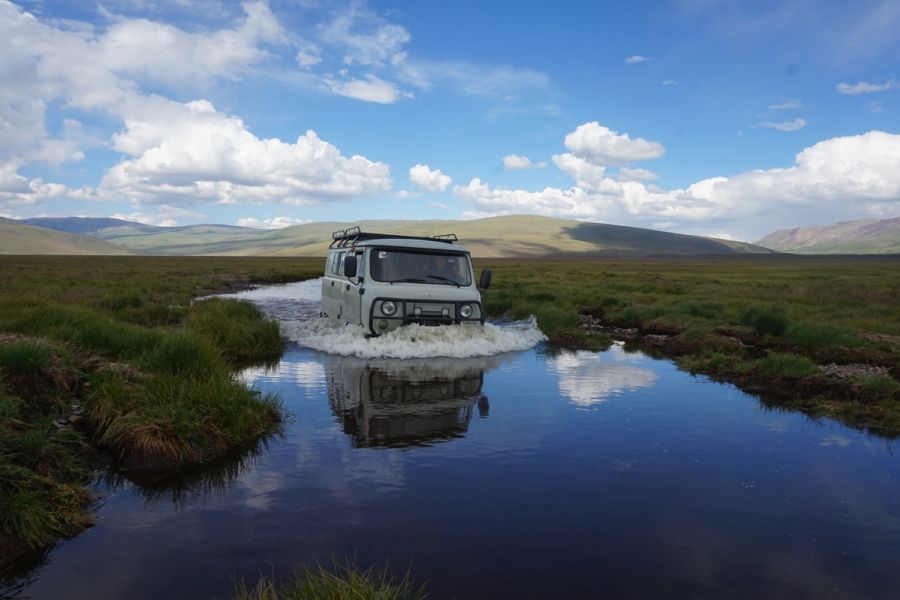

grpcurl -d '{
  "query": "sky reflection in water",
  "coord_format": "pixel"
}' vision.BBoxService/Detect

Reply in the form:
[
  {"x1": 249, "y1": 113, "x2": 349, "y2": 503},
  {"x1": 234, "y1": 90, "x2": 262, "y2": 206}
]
[{"x1": 9, "y1": 281, "x2": 900, "y2": 600}]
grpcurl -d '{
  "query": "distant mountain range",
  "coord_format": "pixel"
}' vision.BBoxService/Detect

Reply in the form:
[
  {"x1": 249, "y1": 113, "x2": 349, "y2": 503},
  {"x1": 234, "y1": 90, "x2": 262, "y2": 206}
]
[
  {"x1": 755, "y1": 217, "x2": 900, "y2": 254},
  {"x1": 7, "y1": 215, "x2": 770, "y2": 257},
  {"x1": 0, "y1": 218, "x2": 133, "y2": 255}
]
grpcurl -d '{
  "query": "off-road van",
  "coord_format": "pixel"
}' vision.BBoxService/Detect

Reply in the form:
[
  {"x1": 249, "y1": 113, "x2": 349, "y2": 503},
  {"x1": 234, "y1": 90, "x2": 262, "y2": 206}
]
[{"x1": 321, "y1": 226, "x2": 491, "y2": 336}]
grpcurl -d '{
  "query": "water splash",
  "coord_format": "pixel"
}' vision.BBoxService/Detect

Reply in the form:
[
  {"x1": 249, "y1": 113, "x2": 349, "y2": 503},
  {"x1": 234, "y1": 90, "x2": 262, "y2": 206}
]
[{"x1": 281, "y1": 317, "x2": 546, "y2": 359}]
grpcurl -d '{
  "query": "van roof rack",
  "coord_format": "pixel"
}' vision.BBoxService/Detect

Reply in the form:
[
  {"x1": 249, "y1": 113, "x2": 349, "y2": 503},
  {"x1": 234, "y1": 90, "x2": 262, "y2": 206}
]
[{"x1": 330, "y1": 226, "x2": 458, "y2": 248}]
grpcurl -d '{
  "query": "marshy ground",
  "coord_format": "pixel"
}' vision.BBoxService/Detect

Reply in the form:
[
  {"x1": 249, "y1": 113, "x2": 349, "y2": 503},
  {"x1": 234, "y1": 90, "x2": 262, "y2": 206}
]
[{"x1": 1, "y1": 254, "x2": 899, "y2": 594}]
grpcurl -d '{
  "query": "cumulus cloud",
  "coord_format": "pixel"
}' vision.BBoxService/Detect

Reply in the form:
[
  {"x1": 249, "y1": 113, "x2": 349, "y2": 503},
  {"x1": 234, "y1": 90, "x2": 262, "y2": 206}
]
[
  {"x1": 563, "y1": 122, "x2": 665, "y2": 165},
  {"x1": 618, "y1": 167, "x2": 658, "y2": 182},
  {"x1": 409, "y1": 164, "x2": 452, "y2": 193},
  {"x1": 98, "y1": 1, "x2": 285, "y2": 85},
  {"x1": 0, "y1": 2, "x2": 392, "y2": 213},
  {"x1": 456, "y1": 128, "x2": 900, "y2": 240},
  {"x1": 323, "y1": 73, "x2": 411, "y2": 104},
  {"x1": 624, "y1": 55, "x2": 652, "y2": 64},
  {"x1": 836, "y1": 78, "x2": 898, "y2": 95},
  {"x1": 103, "y1": 100, "x2": 392, "y2": 205},
  {"x1": 502, "y1": 154, "x2": 547, "y2": 170},
  {"x1": 236, "y1": 216, "x2": 310, "y2": 229},
  {"x1": 755, "y1": 118, "x2": 807, "y2": 132}
]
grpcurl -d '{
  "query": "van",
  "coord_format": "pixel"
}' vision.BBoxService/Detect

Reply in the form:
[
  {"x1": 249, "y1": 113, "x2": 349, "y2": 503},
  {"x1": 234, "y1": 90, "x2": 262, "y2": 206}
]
[{"x1": 321, "y1": 226, "x2": 492, "y2": 336}]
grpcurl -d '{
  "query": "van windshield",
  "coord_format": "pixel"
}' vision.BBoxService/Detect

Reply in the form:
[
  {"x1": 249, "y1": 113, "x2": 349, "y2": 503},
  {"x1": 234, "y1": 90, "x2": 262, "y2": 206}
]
[{"x1": 370, "y1": 249, "x2": 471, "y2": 286}]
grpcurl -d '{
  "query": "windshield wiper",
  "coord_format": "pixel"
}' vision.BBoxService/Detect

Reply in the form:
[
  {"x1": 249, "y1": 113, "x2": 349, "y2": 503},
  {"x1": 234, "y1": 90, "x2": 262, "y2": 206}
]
[
  {"x1": 390, "y1": 277, "x2": 428, "y2": 284},
  {"x1": 426, "y1": 274, "x2": 462, "y2": 286}
]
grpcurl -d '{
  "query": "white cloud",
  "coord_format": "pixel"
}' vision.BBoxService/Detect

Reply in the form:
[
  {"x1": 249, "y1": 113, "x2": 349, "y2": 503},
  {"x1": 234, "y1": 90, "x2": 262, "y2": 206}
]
[
  {"x1": 836, "y1": 78, "x2": 898, "y2": 95},
  {"x1": 618, "y1": 167, "x2": 658, "y2": 182},
  {"x1": 102, "y1": 100, "x2": 392, "y2": 205},
  {"x1": 502, "y1": 154, "x2": 547, "y2": 170},
  {"x1": 323, "y1": 74, "x2": 411, "y2": 104},
  {"x1": 110, "y1": 204, "x2": 205, "y2": 227},
  {"x1": 755, "y1": 118, "x2": 807, "y2": 132},
  {"x1": 236, "y1": 216, "x2": 310, "y2": 229},
  {"x1": 409, "y1": 164, "x2": 452, "y2": 193},
  {"x1": 456, "y1": 130, "x2": 900, "y2": 240},
  {"x1": 624, "y1": 55, "x2": 652, "y2": 64},
  {"x1": 0, "y1": 3, "x2": 393, "y2": 213},
  {"x1": 661, "y1": 79, "x2": 678, "y2": 86},
  {"x1": 318, "y1": 4, "x2": 410, "y2": 67},
  {"x1": 551, "y1": 153, "x2": 617, "y2": 194},
  {"x1": 98, "y1": 1, "x2": 285, "y2": 86},
  {"x1": 397, "y1": 60, "x2": 550, "y2": 98},
  {"x1": 427, "y1": 200, "x2": 449, "y2": 210},
  {"x1": 769, "y1": 99, "x2": 803, "y2": 110},
  {"x1": 564, "y1": 121, "x2": 665, "y2": 165},
  {"x1": 867, "y1": 101, "x2": 886, "y2": 113}
]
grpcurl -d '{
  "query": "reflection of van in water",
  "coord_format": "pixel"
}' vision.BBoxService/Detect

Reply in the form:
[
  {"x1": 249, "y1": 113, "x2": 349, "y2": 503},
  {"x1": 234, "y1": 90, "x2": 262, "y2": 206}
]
[
  {"x1": 325, "y1": 357, "x2": 489, "y2": 448},
  {"x1": 322, "y1": 226, "x2": 491, "y2": 336}
]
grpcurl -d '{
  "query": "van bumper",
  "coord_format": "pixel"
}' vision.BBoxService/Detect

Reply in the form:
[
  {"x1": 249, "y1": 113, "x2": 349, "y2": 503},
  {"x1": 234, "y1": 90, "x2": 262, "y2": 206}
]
[{"x1": 368, "y1": 297, "x2": 484, "y2": 336}]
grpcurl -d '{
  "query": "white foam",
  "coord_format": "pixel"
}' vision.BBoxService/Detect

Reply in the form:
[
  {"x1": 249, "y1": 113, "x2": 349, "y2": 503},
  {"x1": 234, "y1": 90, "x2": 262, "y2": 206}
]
[{"x1": 281, "y1": 317, "x2": 546, "y2": 359}]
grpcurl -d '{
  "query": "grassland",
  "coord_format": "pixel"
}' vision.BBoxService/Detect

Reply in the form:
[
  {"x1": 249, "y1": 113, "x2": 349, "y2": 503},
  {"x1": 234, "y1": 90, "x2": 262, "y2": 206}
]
[
  {"x1": 3, "y1": 254, "x2": 899, "y2": 577},
  {"x1": 476, "y1": 256, "x2": 900, "y2": 436},
  {"x1": 0, "y1": 256, "x2": 322, "y2": 570}
]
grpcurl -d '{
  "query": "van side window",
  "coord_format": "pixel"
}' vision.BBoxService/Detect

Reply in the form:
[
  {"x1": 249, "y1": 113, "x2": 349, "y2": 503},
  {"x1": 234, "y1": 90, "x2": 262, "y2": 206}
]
[
  {"x1": 326, "y1": 252, "x2": 334, "y2": 274},
  {"x1": 336, "y1": 252, "x2": 345, "y2": 277},
  {"x1": 355, "y1": 251, "x2": 364, "y2": 276}
]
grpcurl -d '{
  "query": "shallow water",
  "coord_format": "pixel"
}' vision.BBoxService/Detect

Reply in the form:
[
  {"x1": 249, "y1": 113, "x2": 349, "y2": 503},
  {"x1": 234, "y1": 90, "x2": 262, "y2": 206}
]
[{"x1": 7, "y1": 280, "x2": 900, "y2": 599}]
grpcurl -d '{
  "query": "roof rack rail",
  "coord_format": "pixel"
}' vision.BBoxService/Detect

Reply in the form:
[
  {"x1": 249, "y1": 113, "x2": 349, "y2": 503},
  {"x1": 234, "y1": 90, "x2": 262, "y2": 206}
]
[{"x1": 329, "y1": 226, "x2": 459, "y2": 248}]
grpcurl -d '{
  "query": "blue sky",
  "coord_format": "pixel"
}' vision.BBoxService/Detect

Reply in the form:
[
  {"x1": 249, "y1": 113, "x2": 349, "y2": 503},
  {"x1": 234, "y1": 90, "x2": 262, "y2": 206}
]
[{"x1": 1, "y1": 0, "x2": 899, "y2": 241}]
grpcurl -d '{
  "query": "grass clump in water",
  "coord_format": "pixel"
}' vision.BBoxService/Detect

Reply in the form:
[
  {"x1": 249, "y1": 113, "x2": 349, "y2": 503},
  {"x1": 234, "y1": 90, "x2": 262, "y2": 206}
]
[
  {"x1": 234, "y1": 561, "x2": 427, "y2": 600},
  {"x1": 187, "y1": 298, "x2": 282, "y2": 365},
  {"x1": 90, "y1": 367, "x2": 281, "y2": 471}
]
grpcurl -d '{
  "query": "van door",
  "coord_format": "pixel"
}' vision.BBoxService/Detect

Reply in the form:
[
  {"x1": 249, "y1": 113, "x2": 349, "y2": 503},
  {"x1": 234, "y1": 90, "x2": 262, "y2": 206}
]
[
  {"x1": 322, "y1": 251, "x2": 341, "y2": 320},
  {"x1": 340, "y1": 249, "x2": 365, "y2": 325}
]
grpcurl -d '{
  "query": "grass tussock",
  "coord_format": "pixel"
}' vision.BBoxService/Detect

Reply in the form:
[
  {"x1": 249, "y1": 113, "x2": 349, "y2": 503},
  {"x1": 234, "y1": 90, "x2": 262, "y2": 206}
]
[
  {"x1": 234, "y1": 561, "x2": 428, "y2": 600},
  {"x1": 90, "y1": 369, "x2": 282, "y2": 470},
  {"x1": 0, "y1": 256, "x2": 321, "y2": 563},
  {"x1": 187, "y1": 298, "x2": 282, "y2": 365}
]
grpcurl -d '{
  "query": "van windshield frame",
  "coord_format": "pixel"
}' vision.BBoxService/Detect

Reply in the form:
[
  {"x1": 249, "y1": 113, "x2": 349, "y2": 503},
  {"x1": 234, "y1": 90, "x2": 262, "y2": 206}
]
[{"x1": 369, "y1": 247, "x2": 472, "y2": 286}]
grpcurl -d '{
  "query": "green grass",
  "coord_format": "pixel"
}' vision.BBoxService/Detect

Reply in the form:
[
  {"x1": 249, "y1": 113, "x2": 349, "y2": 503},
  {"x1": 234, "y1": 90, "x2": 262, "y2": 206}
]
[
  {"x1": 233, "y1": 561, "x2": 427, "y2": 600},
  {"x1": 187, "y1": 298, "x2": 283, "y2": 365},
  {"x1": 750, "y1": 353, "x2": 819, "y2": 379},
  {"x1": 0, "y1": 256, "x2": 322, "y2": 564},
  {"x1": 476, "y1": 256, "x2": 900, "y2": 434}
]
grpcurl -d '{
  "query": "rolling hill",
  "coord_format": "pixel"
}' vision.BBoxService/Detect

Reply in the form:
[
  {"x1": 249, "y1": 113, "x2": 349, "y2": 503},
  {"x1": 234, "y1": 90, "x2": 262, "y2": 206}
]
[
  {"x1": 756, "y1": 217, "x2": 900, "y2": 254},
  {"x1": 0, "y1": 218, "x2": 133, "y2": 255},
  {"x1": 12, "y1": 215, "x2": 773, "y2": 257}
]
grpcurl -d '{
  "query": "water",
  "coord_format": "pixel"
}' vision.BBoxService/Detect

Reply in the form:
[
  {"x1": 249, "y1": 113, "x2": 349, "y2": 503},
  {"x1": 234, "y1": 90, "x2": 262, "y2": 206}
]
[{"x1": 7, "y1": 280, "x2": 899, "y2": 599}]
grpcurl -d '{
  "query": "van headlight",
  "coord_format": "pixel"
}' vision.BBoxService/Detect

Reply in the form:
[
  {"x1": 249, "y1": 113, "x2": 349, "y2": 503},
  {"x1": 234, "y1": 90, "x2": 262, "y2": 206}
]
[
  {"x1": 381, "y1": 300, "x2": 397, "y2": 316},
  {"x1": 459, "y1": 304, "x2": 473, "y2": 318}
]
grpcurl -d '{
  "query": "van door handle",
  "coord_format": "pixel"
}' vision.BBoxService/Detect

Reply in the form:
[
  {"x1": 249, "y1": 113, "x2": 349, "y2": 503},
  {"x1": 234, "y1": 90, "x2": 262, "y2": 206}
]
[
  {"x1": 330, "y1": 281, "x2": 334, "y2": 287},
  {"x1": 345, "y1": 284, "x2": 350, "y2": 291}
]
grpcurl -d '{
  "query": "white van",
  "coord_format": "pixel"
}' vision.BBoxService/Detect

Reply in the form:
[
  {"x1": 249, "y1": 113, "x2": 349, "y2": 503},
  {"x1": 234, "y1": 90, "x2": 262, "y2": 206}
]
[{"x1": 321, "y1": 226, "x2": 492, "y2": 336}]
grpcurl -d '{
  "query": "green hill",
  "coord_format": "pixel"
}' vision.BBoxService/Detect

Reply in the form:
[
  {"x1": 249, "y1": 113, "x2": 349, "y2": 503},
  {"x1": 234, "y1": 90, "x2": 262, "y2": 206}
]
[
  {"x1": 9, "y1": 215, "x2": 773, "y2": 257},
  {"x1": 0, "y1": 218, "x2": 132, "y2": 255},
  {"x1": 78, "y1": 215, "x2": 770, "y2": 257},
  {"x1": 756, "y1": 217, "x2": 900, "y2": 254}
]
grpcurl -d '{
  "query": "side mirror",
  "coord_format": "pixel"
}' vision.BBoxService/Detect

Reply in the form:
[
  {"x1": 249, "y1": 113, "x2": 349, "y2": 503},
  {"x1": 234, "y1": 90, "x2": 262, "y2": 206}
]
[
  {"x1": 343, "y1": 255, "x2": 358, "y2": 278},
  {"x1": 479, "y1": 268, "x2": 492, "y2": 290}
]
